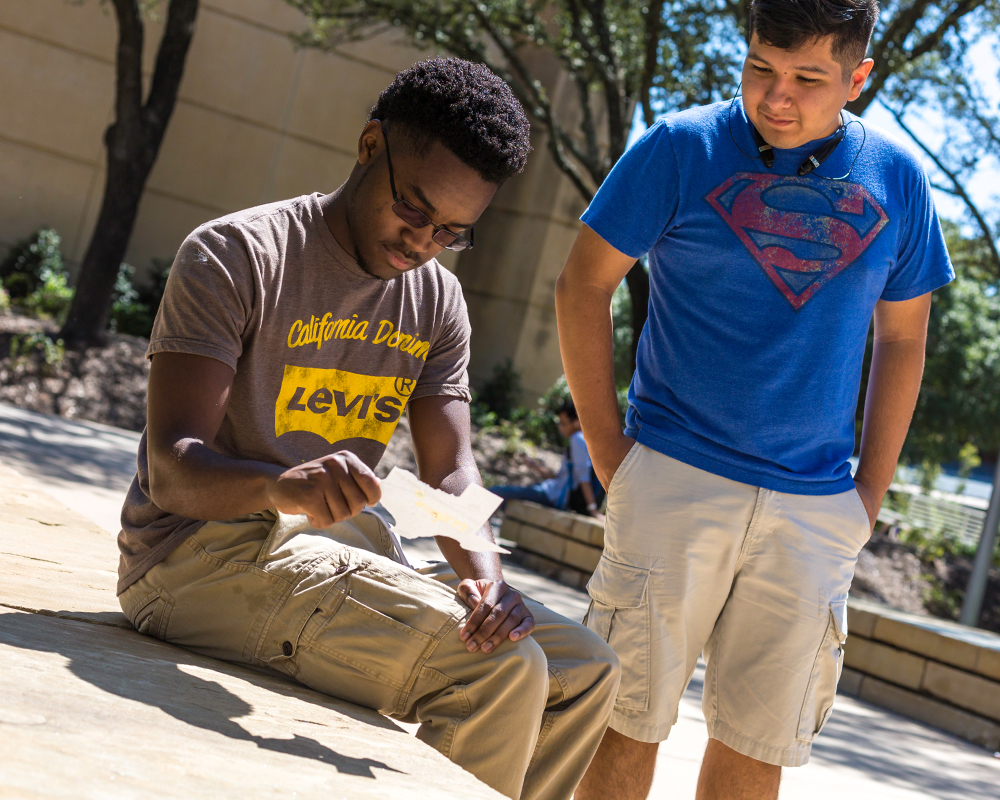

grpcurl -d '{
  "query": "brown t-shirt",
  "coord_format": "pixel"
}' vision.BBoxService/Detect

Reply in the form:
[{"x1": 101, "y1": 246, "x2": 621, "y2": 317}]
[{"x1": 117, "y1": 193, "x2": 471, "y2": 593}]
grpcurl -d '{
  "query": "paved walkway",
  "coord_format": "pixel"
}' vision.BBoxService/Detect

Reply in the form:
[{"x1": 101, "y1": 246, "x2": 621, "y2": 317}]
[{"x1": 2, "y1": 401, "x2": 999, "y2": 798}]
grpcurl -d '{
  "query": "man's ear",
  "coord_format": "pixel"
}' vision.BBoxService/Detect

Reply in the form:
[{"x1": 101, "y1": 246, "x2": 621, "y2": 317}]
[
  {"x1": 356, "y1": 119, "x2": 382, "y2": 166},
  {"x1": 847, "y1": 58, "x2": 874, "y2": 101}
]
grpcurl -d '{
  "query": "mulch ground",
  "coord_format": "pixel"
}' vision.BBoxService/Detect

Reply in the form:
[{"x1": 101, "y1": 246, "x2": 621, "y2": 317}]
[{"x1": 2, "y1": 310, "x2": 996, "y2": 631}]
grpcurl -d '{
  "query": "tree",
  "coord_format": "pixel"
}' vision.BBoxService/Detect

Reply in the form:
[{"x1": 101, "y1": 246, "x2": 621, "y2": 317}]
[
  {"x1": 60, "y1": 0, "x2": 199, "y2": 349},
  {"x1": 856, "y1": 221, "x2": 1000, "y2": 476},
  {"x1": 288, "y1": 0, "x2": 1000, "y2": 373}
]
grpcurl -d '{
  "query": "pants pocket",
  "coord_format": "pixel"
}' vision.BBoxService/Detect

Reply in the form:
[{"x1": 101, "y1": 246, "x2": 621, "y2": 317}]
[
  {"x1": 129, "y1": 590, "x2": 175, "y2": 641},
  {"x1": 269, "y1": 559, "x2": 457, "y2": 714},
  {"x1": 797, "y1": 599, "x2": 847, "y2": 742},
  {"x1": 585, "y1": 556, "x2": 651, "y2": 712}
]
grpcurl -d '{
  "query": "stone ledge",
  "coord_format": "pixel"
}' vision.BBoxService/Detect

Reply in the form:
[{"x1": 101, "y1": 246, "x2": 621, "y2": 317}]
[{"x1": 839, "y1": 668, "x2": 1000, "y2": 752}]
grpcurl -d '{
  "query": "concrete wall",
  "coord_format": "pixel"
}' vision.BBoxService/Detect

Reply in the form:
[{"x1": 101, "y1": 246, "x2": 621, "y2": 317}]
[{"x1": 0, "y1": 0, "x2": 583, "y2": 399}]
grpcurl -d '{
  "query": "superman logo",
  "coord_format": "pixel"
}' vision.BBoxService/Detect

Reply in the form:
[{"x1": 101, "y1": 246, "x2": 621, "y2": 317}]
[{"x1": 705, "y1": 172, "x2": 888, "y2": 310}]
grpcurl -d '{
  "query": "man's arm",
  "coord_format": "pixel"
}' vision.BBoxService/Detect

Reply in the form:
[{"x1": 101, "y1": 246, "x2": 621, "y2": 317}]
[
  {"x1": 555, "y1": 225, "x2": 639, "y2": 487},
  {"x1": 408, "y1": 395, "x2": 534, "y2": 652},
  {"x1": 146, "y1": 352, "x2": 380, "y2": 526},
  {"x1": 853, "y1": 293, "x2": 932, "y2": 528}
]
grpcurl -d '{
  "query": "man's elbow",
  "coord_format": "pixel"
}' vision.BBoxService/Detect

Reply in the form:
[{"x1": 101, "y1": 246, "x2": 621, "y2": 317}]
[{"x1": 147, "y1": 449, "x2": 183, "y2": 514}]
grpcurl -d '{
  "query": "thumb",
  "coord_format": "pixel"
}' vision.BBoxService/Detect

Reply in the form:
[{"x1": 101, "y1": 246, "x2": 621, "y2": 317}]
[{"x1": 457, "y1": 579, "x2": 482, "y2": 609}]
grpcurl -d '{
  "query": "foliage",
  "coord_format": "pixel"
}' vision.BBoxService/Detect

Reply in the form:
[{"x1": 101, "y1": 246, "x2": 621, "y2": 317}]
[
  {"x1": 8, "y1": 332, "x2": 66, "y2": 369},
  {"x1": 109, "y1": 260, "x2": 170, "y2": 338},
  {"x1": 289, "y1": 0, "x2": 1000, "y2": 379},
  {"x1": 0, "y1": 285, "x2": 9, "y2": 315},
  {"x1": 0, "y1": 228, "x2": 65, "y2": 300},
  {"x1": 611, "y1": 281, "x2": 633, "y2": 389},
  {"x1": 0, "y1": 229, "x2": 74, "y2": 323}
]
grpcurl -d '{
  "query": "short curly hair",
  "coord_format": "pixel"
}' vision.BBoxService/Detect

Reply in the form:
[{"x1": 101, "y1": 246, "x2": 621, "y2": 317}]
[{"x1": 369, "y1": 57, "x2": 532, "y2": 185}]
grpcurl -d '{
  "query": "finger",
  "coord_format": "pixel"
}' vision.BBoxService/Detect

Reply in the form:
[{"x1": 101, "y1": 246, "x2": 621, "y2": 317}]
[
  {"x1": 456, "y1": 579, "x2": 482, "y2": 609},
  {"x1": 346, "y1": 455, "x2": 382, "y2": 505},
  {"x1": 321, "y1": 483, "x2": 352, "y2": 524},
  {"x1": 509, "y1": 614, "x2": 535, "y2": 641},
  {"x1": 468, "y1": 594, "x2": 517, "y2": 649},
  {"x1": 481, "y1": 607, "x2": 528, "y2": 653},
  {"x1": 337, "y1": 471, "x2": 370, "y2": 518},
  {"x1": 302, "y1": 494, "x2": 335, "y2": 529},
  {"x1": 460, "y1": 596, "x2": 494, "y2": 647}
]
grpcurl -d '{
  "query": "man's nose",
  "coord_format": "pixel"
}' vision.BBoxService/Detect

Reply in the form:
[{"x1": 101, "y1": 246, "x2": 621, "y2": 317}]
[{"x1": 764, "y1": 75, "x2": 795, "y2": 107}]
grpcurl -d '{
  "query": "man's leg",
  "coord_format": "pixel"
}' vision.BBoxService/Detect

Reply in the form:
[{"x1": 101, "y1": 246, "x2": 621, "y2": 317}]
[
  {"x1": 491, "y1": 484, "x2": 555, "y2": 509},
  {"x1": 120, "y1": 512, "x2": 556, "y2": 800},
  {"x1": 574, "y1": 728, "x2": 658, "y2": 800},
  {"x1": 578, "y1": 445, "x2": 773, "y2": 800},
  {"x1": 695, "y1": 740, "x2": 780, "y2": 800},
  {"x1": 418, "y1": 560, "x2": 622, "y2": 800}
]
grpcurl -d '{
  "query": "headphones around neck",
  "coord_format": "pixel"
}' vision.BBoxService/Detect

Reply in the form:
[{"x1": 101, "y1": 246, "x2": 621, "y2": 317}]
[{"x1": 728, "y1": 88, "x2": 865, "y2": 181}]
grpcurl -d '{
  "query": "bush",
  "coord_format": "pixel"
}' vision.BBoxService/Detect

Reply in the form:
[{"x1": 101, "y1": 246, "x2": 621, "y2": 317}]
[
  {"x1": 0, "y1": 228, "x2": 64, "y2": 299},
  {"x1": 109, "y1": 260, "x2": 170, "y2": 337},
  {"x1": 8, "y1": 332, "x2": 65, "y2": 368},
  {"x1": 0, "y1": 285, "x2": 9, "y2": 314}
]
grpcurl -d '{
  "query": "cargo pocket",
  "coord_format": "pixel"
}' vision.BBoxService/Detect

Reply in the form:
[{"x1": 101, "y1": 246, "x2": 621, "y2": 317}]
[
  {"x1": 585, "y1": 556, "x2": 651, "y2": 712},
  {"x1": 130, "y1": 590, "x2": 175, "y2": 641},
  {"x1": 797, "y1": 599, "x2": 848, "y2": 742}
]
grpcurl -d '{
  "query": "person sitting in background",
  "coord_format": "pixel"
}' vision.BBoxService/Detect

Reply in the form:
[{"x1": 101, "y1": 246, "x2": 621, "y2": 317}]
[{"x1": 492, "y1": 401, "x2": 605, "y2": 519}]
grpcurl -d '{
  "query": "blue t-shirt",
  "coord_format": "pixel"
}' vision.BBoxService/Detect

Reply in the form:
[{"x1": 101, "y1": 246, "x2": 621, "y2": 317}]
[{"x1": 582, "y1": 99, "x2": 954, "y2": 495}]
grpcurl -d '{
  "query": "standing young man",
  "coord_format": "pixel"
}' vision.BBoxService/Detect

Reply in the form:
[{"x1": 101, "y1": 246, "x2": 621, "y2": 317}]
[
  {"x1": 556, "y1": 2, "x2": 953, "y2": 798},
  {"x1": 117, "y1": 58, "x2": 619, "y2": 800}
]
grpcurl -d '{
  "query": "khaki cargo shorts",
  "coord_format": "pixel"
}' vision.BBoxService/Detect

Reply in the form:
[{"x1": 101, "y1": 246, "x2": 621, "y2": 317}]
[{"x1": 583, "y1": 444, "x2": 870, "y2": 767}]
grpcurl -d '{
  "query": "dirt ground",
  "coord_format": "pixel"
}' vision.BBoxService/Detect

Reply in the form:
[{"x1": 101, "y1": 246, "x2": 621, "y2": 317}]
[{"x1": 2, "y1": 311, "x2": 997, "y2": 631}]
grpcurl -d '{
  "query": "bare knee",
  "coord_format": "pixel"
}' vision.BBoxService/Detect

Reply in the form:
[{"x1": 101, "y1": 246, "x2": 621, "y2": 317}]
[{"x1": 696, "y1": 739, "x2": 780, "y2": 800}]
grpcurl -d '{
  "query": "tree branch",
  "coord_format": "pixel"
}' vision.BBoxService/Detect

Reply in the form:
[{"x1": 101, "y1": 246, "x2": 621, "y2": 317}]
[
  {"x1": 640, "y1": 0, "x2": 665, "y2": 127},
  {"x1": 882, "y1": 101, "x2": 1000, "y2": 274},
  {"x1": 109, "y1": 0, "x2": 144, "y2": 149},
  {"x1": 145, "y1": 0, "x2": 200, "y2": 133}
]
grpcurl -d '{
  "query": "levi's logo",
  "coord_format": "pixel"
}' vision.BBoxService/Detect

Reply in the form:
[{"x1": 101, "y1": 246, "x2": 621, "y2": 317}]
[
  {"x1": 705, "y1": 172, "x2": 888, "y2": 310},
  {"x1": 274, "y1": 365, "x2": 414, "y2": 446}
]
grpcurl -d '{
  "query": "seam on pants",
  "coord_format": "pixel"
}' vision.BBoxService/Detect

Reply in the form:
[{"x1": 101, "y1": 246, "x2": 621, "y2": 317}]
[
  {"x1": 435, "y1": 684, "x2": 471, "y2": 759},
  {"x1": 122, "y1": 589, "x2": 160, "y2": 624},
  {"x1": 735, "y1": 488, "x2": 766, "y2": 573}
]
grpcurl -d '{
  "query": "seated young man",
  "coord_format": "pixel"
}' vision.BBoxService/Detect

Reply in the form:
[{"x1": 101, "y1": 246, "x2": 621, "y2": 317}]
[
  {"x1": 492, "y1": 401, "x2": 604, "y2": 519},
  {"x1": 116, "y1": 58, "x2": 620, "y2": 800}
]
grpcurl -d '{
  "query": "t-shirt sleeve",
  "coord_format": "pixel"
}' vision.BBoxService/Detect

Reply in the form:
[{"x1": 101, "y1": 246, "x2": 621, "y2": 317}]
[
  {"x1": 147, "y1": 224, "x2": 255, "y2": 371},
  {"x1": 569, "y1": 431, "x2": 592, "y2": 488},
  {"x1": 411, "y1": 272, "x2": 472, "y2": 402},
  {"x1": 881, "y1": 164, "x2": 954, "y2": 301},
  {"x1": 581, "y1": 119, "x2": 681, "y2": 258}
]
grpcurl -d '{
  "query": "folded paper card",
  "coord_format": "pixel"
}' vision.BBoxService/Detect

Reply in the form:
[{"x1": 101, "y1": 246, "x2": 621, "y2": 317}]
[{"x1": 376, "y1": 467, "x2": 507, "y2": 553}]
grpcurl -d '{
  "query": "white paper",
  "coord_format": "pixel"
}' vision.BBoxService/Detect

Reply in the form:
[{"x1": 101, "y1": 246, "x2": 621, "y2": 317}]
[{"x1": 376, "y1": 467, "x2": 507, "y2": 553}]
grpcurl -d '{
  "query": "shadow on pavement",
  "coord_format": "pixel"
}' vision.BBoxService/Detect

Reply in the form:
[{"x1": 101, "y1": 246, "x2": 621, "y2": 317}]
[
  {"x1": 0, "y1": 403, "x2": 139, "y2": 491},
  {"x1": 0, "y1": 611, "x2": 403, "y2": 779}
]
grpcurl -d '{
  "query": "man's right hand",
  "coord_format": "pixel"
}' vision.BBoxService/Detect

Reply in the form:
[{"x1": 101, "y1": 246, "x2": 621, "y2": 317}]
[
  {"x1": 593, "y1": 433, "x2": 636, "y2": 491},
  {"x1": 267, "y1": 451, "x2": 382, "y2": 529}
]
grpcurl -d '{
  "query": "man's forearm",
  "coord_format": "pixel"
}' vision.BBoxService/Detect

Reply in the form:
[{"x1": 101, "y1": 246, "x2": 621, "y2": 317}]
[
  {"x1": 149, "y1": 438, "x2": 284, "y2": 520},
  {"x1": 855, "y1": 336, "x2": 926, "y2": 501},
  {"x1": 554, "y1": 274, "x2": 627, "y2": 481}
]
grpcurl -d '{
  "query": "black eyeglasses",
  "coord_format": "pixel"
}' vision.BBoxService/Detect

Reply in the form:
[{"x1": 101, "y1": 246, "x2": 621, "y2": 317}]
[{"x1": 379, "y1": 124, "x2": 474, "y2": 252}]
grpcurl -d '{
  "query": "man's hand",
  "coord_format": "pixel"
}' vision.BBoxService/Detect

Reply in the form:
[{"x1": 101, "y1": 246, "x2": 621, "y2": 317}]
[
  {"x1": 593, "y1": 433, "x2": 636, "y2": 491},
  {"x1": 267, "y1": 451, "x2": 381, "y2": 529},
  {"x1": 457, "y1": 579, "x2": 535, "y2": 654},
  {"x1": 853, "y1": 478, "x2": 881, "y2": 533}
]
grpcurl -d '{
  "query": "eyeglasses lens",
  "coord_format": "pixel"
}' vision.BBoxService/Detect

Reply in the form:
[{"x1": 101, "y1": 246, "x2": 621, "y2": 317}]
[{"x1": 392, "y1": 200, "x2": 472, "y2": 251}]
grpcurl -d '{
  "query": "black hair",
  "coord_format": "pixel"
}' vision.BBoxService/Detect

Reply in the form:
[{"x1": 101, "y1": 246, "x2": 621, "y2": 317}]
[
  {"x1": 557, "y1": 400, "x2": 579, "y2": 422},
  {"x1": 368, "y1": 57, "x2": 532, "y2": 185},
  {"x1": 749, "y1": 0, "x2": 880, "y2": 76}
]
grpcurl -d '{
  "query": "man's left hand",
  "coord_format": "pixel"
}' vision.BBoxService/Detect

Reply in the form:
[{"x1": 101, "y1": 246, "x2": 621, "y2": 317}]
[{"x1": 457, "y1": 579, "x2": 535, "y2": 654}]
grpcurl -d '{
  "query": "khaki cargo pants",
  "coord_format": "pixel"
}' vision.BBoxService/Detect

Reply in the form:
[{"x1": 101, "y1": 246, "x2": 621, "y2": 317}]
[{"x1": 119, "y1": 509, "x2": 620, "y2": 800}]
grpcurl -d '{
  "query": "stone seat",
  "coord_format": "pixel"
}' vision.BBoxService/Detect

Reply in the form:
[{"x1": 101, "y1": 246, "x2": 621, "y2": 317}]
[{"x1": 0, "y1": 464, "x2": 503, "y2": 798}]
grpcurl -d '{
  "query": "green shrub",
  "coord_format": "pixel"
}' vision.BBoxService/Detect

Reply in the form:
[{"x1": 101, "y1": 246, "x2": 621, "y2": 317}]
[
  {"x1": 1, "y1": 228, "x2": 65, "y2": 299},
  {"x1": 0, "y1": 285, "x2": 9, "y2": 314},
  {"x1": 22, "y1": 266, "x2": 74, "y2": 322},
  {"x1": 109, "y1": 261, "x2": 170, "y2": 337},
  {"x1": 8, "y1": 332, "x2": 65, "y2": 367}
]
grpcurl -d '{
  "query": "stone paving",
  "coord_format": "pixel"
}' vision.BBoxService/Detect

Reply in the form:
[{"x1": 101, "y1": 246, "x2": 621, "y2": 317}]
[{"x1": 2, "y1": 401, "x2": 1000, "y2": 798}]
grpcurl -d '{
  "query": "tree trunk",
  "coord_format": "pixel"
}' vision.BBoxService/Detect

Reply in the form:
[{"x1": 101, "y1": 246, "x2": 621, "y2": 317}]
[
  {"x1": 60, "y1": 0, "x2": 199, "y2": 349},
  {"x1": 624, "y1": 259, "x2": 649, "y2": 372}
]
